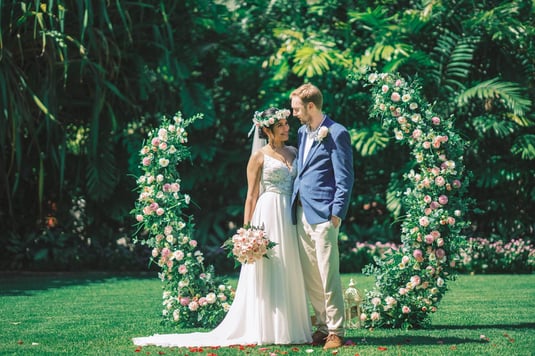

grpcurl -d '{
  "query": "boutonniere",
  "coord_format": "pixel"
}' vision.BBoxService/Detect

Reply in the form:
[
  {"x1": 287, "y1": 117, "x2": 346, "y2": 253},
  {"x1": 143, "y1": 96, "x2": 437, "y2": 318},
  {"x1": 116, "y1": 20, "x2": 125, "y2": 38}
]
[{"x1": 316, "y1": 126, "x2": 329, "y2": 142}]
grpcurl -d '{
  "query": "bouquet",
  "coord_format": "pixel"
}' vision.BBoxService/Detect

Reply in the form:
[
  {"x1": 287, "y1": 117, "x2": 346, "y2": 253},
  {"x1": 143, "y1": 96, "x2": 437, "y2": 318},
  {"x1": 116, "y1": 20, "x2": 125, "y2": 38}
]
[{"x1": 223, "y1": 225, "x2": 276, "y2": 267}]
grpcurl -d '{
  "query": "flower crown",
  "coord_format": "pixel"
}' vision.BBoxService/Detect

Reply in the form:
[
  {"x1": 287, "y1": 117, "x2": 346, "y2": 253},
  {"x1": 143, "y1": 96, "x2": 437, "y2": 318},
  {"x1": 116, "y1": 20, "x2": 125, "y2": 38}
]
[{"x1": 253, "y1": 108, "x2": 291, "y2": 128}]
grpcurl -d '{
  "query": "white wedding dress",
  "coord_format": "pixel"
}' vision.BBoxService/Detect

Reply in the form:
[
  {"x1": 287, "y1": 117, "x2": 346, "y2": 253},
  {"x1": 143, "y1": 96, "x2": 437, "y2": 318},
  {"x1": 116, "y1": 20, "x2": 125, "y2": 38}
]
[{"x1": 133, "y1": 154, "x2": 312, "y2": 347}]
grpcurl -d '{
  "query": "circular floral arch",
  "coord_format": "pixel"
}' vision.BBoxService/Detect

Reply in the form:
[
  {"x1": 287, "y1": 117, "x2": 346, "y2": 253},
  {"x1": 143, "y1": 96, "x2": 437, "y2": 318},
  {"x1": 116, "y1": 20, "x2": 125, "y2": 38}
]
[
  {"x1": 356, "y1": 71, "x2": 469, "y2": 329},
  {"x1": 133, "y1": 71, "x2": 469, "y2": 331}
]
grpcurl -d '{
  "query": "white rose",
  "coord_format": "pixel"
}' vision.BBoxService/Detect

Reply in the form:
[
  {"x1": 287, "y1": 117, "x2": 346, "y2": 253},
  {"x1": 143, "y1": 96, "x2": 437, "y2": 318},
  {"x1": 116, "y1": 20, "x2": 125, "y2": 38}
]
[{"x1": 316, "y1": 126, "x2": 329, "y2": 142}]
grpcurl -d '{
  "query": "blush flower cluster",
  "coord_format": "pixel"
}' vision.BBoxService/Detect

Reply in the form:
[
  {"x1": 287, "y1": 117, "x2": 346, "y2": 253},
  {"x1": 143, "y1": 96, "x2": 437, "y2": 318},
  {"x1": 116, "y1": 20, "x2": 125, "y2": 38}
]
[
  {"x1": 133, "y1": 111, "x2": 234, "y2": 329},
  {"x1": 356, "y1": 71, "x2": 470, "y2": 329},
  {"x1": 223, "y1": 225, "x2": 276, "y2": 267}
]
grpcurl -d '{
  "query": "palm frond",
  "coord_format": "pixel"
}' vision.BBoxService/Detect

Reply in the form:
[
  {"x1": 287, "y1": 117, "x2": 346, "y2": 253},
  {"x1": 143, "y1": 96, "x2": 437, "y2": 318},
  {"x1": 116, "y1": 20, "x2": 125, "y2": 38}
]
[
  {"x1": 456, "y1": 78, "x2": 532, "y2": 117},
  {"x1": 471, "y1": 115, "x2": 517, "y2": 138},
  {"x1": 511, "y1": 134, "x2": 535, "y2": 160},
  {"x1": 292, "y1": 44, "x2": 332, "y2": 77},
  {"x1": 350, "y1": 125, "x2": 391, "y2": 157},
  {"x1": 430, "y1": 31, "x2": 478, "y2": 95},
  {"x1": 383, "y1": 50, "x2": 432, "y2": 73},
  {"x1": 347, "y1": 7, "x2": 394, "y2": 33}
]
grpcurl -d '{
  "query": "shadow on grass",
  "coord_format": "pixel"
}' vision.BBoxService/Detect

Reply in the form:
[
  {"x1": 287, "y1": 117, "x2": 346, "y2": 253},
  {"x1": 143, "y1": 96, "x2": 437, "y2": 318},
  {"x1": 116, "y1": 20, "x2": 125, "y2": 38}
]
[
  {"x1": 346, "y1": 335, "x2": 481, "y2": 346},
  {"x1": 431, "y1": 322, "x2": 535, "y2": 330},
  {"x1": 0, "y1": 271, "x2": 157, "y2": 296}
]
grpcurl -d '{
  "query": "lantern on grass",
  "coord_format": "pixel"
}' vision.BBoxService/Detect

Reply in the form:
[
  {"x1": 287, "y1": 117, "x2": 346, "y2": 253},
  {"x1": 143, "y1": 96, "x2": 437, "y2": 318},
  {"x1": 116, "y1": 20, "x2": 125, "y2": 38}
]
[{"x1": 344, "y1": 278, "x2": 362, "y2": 328}]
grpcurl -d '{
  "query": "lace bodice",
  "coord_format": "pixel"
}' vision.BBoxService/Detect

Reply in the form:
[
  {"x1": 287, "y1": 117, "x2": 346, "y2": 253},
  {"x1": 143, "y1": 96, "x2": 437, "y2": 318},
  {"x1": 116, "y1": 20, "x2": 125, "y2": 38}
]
[{"x1": 262, "y1": 154, "x2": 296, "y2": 196}]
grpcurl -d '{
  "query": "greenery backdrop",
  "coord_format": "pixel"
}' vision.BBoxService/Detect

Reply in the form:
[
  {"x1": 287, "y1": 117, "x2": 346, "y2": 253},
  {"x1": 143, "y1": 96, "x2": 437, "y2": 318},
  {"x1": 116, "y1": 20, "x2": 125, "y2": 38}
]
[{"x1": 0, "y1": 0, "x2": 533, "y2": 272}]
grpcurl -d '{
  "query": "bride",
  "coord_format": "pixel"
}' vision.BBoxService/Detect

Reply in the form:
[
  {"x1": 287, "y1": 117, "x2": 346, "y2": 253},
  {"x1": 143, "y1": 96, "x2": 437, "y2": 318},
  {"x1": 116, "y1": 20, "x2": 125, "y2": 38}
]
[{"x1": 133, "y1": 107, "x2": 312, "y2": 347}]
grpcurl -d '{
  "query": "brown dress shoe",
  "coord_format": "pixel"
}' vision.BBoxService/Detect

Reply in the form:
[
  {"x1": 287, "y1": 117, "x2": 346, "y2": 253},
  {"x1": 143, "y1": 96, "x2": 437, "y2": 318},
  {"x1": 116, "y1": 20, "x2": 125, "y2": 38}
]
[
  {"x1": 323, "y1": 334, "x2": 344, "y2": 350},
  {"x1": 311, "y1": 330, "x2": 328, "y2": 345}
]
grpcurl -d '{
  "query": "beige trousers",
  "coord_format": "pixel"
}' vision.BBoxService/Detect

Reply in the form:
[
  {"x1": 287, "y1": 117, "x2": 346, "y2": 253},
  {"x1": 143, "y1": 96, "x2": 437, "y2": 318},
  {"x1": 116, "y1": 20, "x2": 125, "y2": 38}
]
[{"x1": 296, "y1": 206, "x2": 344, "y2": 336}]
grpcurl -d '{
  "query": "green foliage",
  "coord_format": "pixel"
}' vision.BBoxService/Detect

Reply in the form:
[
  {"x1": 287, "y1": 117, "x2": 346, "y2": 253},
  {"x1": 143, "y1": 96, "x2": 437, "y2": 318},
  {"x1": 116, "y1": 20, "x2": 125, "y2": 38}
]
[{"x1": 0, "y1": 0, "x2": 534, "y2": 278}]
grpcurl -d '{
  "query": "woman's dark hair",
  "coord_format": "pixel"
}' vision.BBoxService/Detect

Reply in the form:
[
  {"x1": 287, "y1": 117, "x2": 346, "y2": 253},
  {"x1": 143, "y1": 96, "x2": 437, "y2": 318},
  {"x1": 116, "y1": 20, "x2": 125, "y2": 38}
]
[{"x1": 257, "y1": 107, "x2": 279, "y2": 139}]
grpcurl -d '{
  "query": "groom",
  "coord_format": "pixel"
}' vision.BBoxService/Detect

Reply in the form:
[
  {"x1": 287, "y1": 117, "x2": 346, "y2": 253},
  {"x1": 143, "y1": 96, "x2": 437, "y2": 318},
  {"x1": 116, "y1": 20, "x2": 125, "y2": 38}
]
[{"x1": 290, "y1": 83, "x2": 354, "y2": 350}]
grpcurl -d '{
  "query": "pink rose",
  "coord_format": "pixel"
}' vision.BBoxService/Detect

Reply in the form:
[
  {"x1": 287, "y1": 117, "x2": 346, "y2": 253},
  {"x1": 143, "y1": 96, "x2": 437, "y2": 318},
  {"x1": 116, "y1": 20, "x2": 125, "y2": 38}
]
[
  {"x1": 419, "y1": 216, "x2": 429, "y2": 227},
  {"x1": 178, "y1": 265, "x2": 187, "y2": 274},
  {"x1": 391, "y1": 92, "x2": 401, "y2": 102},
  {"x1": 435, "y1": 176, "x2": 446, "y2": 187},
  {"x1": 161, "y1": 248, "x2": 171, "y2": 258},
  {"x1": 438, "y1": 195, "x2": 448, "y2": 205},
  {"x1": 413, "y1": 249, "x2": 424, "y2": 262},
  {"x1": 142, "y1": 157, "x2": 152, "y2": 166},
  {"x1": 431, "y1": 230, "x2": 441, "y2": 238},
  {"x1": 371, "y1": 312, "x2": 380, "y2": 321},
  {"x1": 435, "y1": 248, "x2": 446, "y2": 259},
  {"x1": 180, "y1": 297, "x2": 190, "y2": 306},
  {"x1": 431, "y1": 116, "x2": 441, "y2": 125},
  {"x1": 382, "y1": 85, "x2": 389, "y2": 93},
  {"x1": 402, "y1": 306, "x2": 411, "y2": 314}
]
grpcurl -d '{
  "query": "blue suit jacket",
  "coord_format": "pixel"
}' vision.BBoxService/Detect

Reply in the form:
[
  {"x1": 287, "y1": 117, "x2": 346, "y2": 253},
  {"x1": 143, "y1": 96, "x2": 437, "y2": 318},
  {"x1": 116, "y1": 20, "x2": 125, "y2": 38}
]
[{"x1": 291, "y1": 116, "x2": 354, "y2": 225}]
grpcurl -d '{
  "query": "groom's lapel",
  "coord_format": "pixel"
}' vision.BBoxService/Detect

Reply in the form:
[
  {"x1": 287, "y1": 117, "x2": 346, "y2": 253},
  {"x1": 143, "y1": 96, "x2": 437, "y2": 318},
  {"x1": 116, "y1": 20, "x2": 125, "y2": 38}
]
[
  {"x1": 301, "y1": 139, "x2": 320, "y2": 173},
  {"x1": 298, "y1": 129, "x2": 306, "y2": 172},
  {"x1": 300, "y1": 117, "x2": 332, "y2": 174}
]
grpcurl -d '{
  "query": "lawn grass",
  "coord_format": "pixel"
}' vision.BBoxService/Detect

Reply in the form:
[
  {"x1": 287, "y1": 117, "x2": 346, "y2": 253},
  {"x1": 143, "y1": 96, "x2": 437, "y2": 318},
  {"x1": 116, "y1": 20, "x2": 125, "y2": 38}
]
[{"x1": 0, "y1": 272, "x2": 533, "y2": 355}]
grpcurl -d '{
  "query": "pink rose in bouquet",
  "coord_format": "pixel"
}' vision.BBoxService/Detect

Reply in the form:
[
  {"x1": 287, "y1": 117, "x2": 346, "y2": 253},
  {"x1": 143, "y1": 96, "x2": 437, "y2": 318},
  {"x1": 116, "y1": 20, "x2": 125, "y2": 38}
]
[{"x1": 223, "y1": 225, "x2": 276, "y2": 267}]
